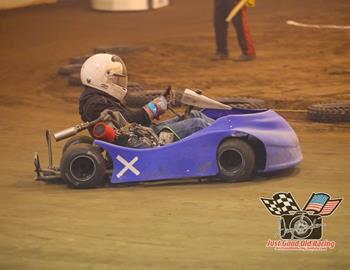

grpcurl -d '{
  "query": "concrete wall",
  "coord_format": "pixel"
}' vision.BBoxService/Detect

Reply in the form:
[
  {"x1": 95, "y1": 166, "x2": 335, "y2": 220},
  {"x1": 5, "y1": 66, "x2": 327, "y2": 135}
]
[{"x1": 0, "y1": 0, "x2": 57, "y2": 10}]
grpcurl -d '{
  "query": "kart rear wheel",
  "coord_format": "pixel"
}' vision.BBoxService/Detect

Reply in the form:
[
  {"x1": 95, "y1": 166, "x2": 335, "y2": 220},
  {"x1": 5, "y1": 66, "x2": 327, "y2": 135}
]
[
  {"x1": 62, "y1": 136, "x2": 94, "y2": 154},
  {"x1": 217, "y1": 139, "x2": 256, "y2": 182},
  {"x1": 60, "y1": 143, "x2": 106, "y2": 188}
]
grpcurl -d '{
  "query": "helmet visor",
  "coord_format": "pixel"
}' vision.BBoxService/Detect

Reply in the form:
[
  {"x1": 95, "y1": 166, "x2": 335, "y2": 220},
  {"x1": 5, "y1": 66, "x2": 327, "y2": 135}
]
[
  {"x1": 107, "y1": 55, "x2": 128, "y2": 88},
  {"x1": 109, "y1": 73, "x2": 128, "y2": 88}
]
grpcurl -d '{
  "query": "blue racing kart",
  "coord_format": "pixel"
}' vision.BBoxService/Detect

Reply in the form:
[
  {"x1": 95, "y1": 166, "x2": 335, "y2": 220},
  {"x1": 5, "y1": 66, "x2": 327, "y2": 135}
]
[{"x1": 34, "y1": 91, "x2": 302, "y2": 188}]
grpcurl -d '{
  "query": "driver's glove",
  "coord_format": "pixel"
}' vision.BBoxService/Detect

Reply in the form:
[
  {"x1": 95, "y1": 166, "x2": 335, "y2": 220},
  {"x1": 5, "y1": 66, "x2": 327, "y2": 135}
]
[
  {"x1": 163, "y1": 86, "x2": 176, "y2": 106},
  {"x1": 143, "y1": 95, "x2": 168, "y2": 120}
]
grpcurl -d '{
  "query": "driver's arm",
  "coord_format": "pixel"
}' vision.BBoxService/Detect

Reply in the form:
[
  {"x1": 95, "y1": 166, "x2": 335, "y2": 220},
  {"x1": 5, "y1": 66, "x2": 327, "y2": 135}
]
[{"x1": 79, "y1": 94, "x2": 151, "y2": 126}]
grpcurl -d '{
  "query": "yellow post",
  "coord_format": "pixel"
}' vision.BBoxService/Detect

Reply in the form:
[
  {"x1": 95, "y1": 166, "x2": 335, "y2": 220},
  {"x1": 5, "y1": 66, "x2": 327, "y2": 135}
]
[
  {"x1": 247, "y1": 0, "x2": 256, "y2": 7},
  {"x1": 225, "y1": 0, "x2": 249, "y2": 23}
]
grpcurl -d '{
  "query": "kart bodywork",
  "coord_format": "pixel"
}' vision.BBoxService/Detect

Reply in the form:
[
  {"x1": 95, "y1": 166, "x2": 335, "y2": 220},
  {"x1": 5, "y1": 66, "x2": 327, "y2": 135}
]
[{"x1": 34, "y1": 107, "x2": 302, "y2": 186}]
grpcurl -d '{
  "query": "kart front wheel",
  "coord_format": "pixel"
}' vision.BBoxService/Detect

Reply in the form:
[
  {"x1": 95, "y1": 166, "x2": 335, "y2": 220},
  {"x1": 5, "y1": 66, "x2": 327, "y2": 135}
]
[
  {"x1": 217, "y1": 139, "x2": 256, "y2": 182},
  {"x1": 60, "y1": 143, "x2": 106, "y2": 188}
]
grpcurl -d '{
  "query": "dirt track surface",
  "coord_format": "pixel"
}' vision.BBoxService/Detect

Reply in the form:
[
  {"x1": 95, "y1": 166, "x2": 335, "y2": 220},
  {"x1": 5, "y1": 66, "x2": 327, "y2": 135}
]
[{"x1": 0, "y1": 0, "x2": 349, "y2": 269}]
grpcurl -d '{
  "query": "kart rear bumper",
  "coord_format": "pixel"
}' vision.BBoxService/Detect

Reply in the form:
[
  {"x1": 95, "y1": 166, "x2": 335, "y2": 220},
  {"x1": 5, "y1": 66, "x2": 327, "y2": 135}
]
[{"x1": 34, "y1": 152, "x2": 62, "y2": 181}]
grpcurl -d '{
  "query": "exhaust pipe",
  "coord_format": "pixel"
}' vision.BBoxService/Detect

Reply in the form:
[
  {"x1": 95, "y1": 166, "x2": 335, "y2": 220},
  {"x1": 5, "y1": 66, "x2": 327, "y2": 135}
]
[
  {"x1": 53, "y1": 118, "x2": 102, "y2": 142},
  {"x1": 54, "y1": 127, "x2": 79, "y2": 142}
]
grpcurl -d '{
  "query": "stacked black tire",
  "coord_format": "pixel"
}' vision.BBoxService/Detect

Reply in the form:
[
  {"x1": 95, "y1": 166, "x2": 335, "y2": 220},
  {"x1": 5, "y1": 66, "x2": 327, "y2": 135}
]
[
  {"x1": 307, "y1": 103, "x2": 350, "y2": 123},
  {"x1": 58, "y1": 45, "x2": 145, "y2": 87},
  {"x1": 125, "y1": 89, "x2": 267, "y2": 109}
]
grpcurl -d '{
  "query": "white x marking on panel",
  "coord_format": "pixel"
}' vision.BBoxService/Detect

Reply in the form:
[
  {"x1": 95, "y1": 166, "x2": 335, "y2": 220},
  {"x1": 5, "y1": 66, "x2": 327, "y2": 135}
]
[{"x1": 116, "y1": 155, "x2": 140, "y2": 178}]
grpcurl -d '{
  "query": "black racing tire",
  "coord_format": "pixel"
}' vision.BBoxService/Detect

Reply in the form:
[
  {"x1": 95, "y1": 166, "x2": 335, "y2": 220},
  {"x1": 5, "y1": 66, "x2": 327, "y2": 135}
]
[
  {"x1": 69, "y1": 54, "x2": 93, "y2": 64},
  {"x1": 62, "y1": 136, "x2": 112, "y2": 170},
  {"x1": 93, "y1": 45, "x2": 144, "y2": 54},
  {"x1": 307, "y1": 102, "x2": 350, "y2": 123},
  {"x1": 68, "y1": 72, "x2": 82, "y2": 86},
  {"x1": 58, "y1": 64, "x2": 82, "y2": 76},
  {"x1": 216, "y1": 97, "x2": 266, "y2": 107},
  {"x1": 216, "y1": 97, "x2": 267, "y2": 109},
  {"x1": 62, "y1": 136, "x2": 94, "y2": 154},
  {"x1": 125, "y1": 90, "x2": 182, "y2": 108},
  {"x1": 217, "y1": 138, "x2": 256, "y2": 182},
  {"x1": 60, "y1": 143, "x2": 106, "y2": 188},
  {"x1": 127, "y1": 81, "x2": 144, "y2": 92},
  {"x1": 229, "y1": 103, "x2": 267, "y2": 110}
]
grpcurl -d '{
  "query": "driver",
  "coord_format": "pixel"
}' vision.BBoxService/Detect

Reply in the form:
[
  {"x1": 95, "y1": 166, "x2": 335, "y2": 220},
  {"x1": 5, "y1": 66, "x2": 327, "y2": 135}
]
[{"x1": 79, "y1": 53, "x2": 214, "y2": 144}]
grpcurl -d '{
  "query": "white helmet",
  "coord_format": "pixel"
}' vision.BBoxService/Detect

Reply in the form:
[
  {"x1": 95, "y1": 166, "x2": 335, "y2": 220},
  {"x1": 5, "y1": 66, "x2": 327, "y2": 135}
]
[{"x1": 80, "y1": 53, "x2": 128, "y2": 101}]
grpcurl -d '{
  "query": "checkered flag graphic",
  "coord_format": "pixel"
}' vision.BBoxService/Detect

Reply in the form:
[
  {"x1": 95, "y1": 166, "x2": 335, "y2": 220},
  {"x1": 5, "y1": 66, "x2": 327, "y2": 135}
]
[{"x1": 261, "y1": 193, "x2": 300, "y2": 216}]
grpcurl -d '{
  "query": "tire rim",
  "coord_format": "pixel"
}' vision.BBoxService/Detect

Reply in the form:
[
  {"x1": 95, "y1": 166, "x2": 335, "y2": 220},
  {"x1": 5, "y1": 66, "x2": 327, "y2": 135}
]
[
  {"x1": 290, "y1": 215, "x2": 313, "y2": 239},
  {"x1": 219, "y1": 149, "x2": 245, "y2": 173},
  {"x1": 69, "y1": 155, "x2": 96, "y2": 182}
]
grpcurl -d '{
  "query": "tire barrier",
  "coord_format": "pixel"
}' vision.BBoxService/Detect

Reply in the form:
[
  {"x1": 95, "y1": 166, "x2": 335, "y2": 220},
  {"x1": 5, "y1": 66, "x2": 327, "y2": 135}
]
[
  {"x1": 69, "y1": 54, "x2": 93, "y2": 64},
  {"x1": 125, "y1": 90, "x2": 266, "y2": 109},
  {"x1": 58, "y1": 64, "x2": 82, "y2": 76},
  {"x1": 68, "y1": 73, "x2": 81, "y2": 86},
  {"x1": 58, "y1": 45, "x2": 144, "y2": 85},
  {"x1": 127, "y1": 81, "x2": 144, "y2": 92},
  {"x1": 93, "y1": 45, "x2": 144, "y2": 54},
  {"x1": 215, "y1": 97, "x2": 266, "y2": 109},
  {"x1": 307, "y1": 103, "x2": 350, "y2": 123}
]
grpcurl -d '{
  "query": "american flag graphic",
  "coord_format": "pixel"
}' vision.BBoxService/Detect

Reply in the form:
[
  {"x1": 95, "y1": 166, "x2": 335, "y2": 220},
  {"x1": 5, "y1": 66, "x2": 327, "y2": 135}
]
[
  {"x1": 303, "y1": 193, "x2": 342, "y2": 216},
  {"x1": 320, "y1": 199, "x2": 342, "y2": 216},
  {"x1": 303, "y1": 193, "x2": 329, "y2": 213}
]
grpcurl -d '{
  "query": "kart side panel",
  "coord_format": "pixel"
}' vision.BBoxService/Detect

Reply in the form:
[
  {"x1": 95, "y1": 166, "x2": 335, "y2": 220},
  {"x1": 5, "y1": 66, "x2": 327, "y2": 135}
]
[{"x1": 95, "y1": 131, "x2": 230, "y2": 183}]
